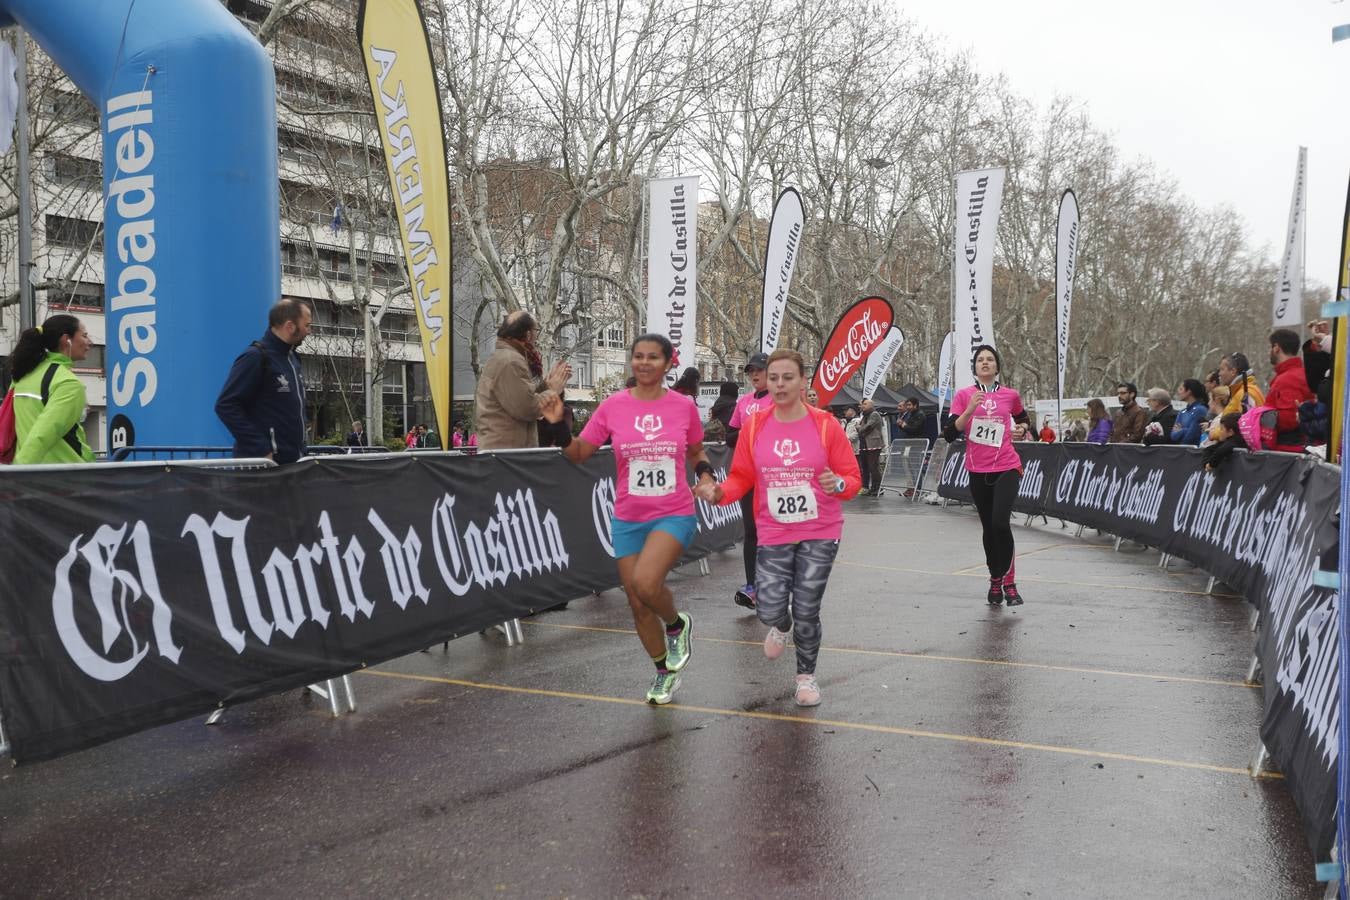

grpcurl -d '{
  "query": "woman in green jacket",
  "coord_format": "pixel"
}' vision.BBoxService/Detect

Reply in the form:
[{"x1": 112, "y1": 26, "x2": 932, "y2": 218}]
[{"x1": 9, "y1": 314, "x2": 94, "y2": 464}]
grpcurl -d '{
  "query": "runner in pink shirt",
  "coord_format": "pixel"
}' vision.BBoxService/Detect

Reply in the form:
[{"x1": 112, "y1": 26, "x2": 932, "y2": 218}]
[
  {"x1": 696, "y1": 349, "x2": 861, "y2": 707},
  {"x1": 943, "y1": 344, "x2": 1031, "y2": 607},
  {"x1": 542, "y1": 333, "x2": 716, "y2": 705},
  {"x1": 727, "y1": 353, "x2": 771, "y2": 610}
]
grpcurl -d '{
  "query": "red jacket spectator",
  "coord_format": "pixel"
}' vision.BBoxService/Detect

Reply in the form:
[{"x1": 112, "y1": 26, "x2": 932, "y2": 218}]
[{"x1": 1266, "y1": 356, "x2": 1314, "y2": 452}]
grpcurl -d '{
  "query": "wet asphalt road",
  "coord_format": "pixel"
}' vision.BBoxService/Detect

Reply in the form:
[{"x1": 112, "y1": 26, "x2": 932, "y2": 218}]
[{"x1": 0, "y1": 496, "x2": 1323, "y2": 898}]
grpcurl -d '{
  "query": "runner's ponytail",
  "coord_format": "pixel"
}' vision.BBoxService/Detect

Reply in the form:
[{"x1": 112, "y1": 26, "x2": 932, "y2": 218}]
[{"x1": 9, "y1": 314, "x2": 79, "y2": 381}]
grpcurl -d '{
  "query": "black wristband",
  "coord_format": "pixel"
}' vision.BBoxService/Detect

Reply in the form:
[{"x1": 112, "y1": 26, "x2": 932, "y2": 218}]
[{"x1": 694, "y1": 460, "x2": 715, "y2": 480}]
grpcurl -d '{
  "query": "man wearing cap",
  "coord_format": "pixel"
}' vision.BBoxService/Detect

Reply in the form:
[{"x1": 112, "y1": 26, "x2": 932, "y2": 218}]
[{"x1": 726, "y1": 352, "x2": 771, "y2": 609}]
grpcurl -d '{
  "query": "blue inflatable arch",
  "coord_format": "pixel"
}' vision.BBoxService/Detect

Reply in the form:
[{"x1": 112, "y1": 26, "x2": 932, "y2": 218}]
[{"x1": 0, "y1": 0, "x2": 279, "y2": 452}]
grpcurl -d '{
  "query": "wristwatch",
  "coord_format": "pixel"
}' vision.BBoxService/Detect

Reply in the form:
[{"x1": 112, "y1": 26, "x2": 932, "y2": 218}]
[{"x1": 834, "y1": 478, "x2": 846, "y2": 494}]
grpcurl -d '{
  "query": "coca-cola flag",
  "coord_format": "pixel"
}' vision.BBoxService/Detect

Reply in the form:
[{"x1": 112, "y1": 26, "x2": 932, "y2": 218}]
[
  {"x1": 1055, "y1": 189, "x2": 1079, "y2": 407},
  {"x1": 952, "y1": 167, "x2": 1005, "y2": 389},
  {"x1": 862, "y1": 326, "x2": 905, "y2": 400},
  {"x1": 760, "y1": 188, "x2": 805, "y2": 354},
  {"x1": 810, "y1": 296, "x2": 895, "y2": 407}
]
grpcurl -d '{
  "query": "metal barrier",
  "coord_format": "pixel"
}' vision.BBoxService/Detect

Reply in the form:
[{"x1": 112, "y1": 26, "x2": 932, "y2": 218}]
[
  {"x1": 878, "y1": 439, "x2": 933, "y2": 498},
  {"x1": 109, "y1": 445, "x2": 237, "y2": 462},
  {"x1": 917, "y1": 441, "x2": 950, "y2": 503},
  {"x1": 0, "y1": 456, "x2": 276, "y2": 474},
  {"x1": 112, "y1": 444, "x2": 415, "y2": 462},
  {"x1": 304, "y1": 444, "x2": 398, "y2": 455}
]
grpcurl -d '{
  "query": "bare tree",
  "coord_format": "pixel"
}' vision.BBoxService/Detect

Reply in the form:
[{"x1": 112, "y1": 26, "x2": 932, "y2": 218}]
[
  {"x1": 258, "y1": 3, "x2": 414, "y2": 440},
  {"x1": 246, "y1": 0, "x2": 1300, "y2": 406},
  {"x1": 0, "y1": 40, "x2": 104, "y2": 313}
]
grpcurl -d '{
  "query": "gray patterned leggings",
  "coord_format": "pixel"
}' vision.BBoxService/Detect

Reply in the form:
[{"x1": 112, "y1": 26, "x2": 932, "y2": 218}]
[{"x1": 755, "y1": 539, "x2": 840, "y2": 674}]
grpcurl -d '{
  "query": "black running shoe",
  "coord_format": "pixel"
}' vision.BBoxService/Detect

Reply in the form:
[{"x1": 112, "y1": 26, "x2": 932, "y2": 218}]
[
  {"x1": 987, "y1": 580, "x2": 1004, "y2": 606},
  {"x1": 1003, "y1": 583, "x2": 1024, "y2": 606},
  {"x1": 734, "y1": 584, "x2": 757, "y2": 609}
]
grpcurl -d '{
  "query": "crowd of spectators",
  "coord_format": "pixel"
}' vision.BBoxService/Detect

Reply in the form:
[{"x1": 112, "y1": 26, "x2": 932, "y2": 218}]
[
  {"x1": 457, "y1": 318, "x2": 1333, "y2": 476},
  {"x1": 1050, "y1": 323, "x2": 1331, "y2": 460}
]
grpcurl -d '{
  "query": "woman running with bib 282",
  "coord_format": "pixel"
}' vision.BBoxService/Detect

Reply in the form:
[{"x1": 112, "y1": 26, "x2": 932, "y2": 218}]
[
  {"x1": 695, "y1": 350, "x2": 861, "y2": 706},
  {"x1": 943, "y1": 345, "x2": 1030, "y2": 607},
  {"x1": 541, "y1": 334, "x2": 714, "y2": 705}
]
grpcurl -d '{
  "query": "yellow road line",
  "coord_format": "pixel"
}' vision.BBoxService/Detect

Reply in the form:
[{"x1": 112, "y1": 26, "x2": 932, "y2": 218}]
[
  {"x1": 951, "y1": 543, "x2": 1063, "y2": 575},
  {"x1": 834, "y1": 558, "x2": 1242, "y2": 598},
  {"x1": 520, "y1": 621, "x2": 1257, "y2": 690},
  {"x1": 359, "y1": 669, "x2": 1280, "y2": 780}
]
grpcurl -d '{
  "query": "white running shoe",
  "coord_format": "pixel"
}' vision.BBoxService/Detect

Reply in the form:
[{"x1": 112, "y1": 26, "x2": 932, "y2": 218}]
[
  {"x1": 794, "y1": 673, "x2": 821, "y2": 707},
  {"x1": 763, "y1": 627, "x2": 790, "y2": 660}
]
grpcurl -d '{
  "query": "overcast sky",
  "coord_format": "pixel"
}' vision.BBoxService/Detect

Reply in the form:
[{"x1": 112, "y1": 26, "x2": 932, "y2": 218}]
[{"x1": 896, "y1": 0, "x2": 1350, "y2": 294}]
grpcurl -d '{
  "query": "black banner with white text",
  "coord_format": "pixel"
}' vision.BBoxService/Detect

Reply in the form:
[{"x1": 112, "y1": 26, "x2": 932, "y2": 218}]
[
  {"x1": 939, "y1": 441, "x2": 1340, "y2": 858},
  {"x1": 0, "y1": 447, "x2": 741, "y2": 763}
]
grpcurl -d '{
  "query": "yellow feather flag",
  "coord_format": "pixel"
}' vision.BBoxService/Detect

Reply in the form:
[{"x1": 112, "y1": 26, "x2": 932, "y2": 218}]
[
  {"x1": 357, "y1": 0, "x2": 452, "y2": 448},
  {"x1": 1330, "y1": 177, "x2": 1350, "y2": 465}
]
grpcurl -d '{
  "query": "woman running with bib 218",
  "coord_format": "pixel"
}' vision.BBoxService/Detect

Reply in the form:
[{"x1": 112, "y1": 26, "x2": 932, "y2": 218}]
[
  {"x1": 695, "y1": 349, "x2": 861, "y2": 706},
  {"x1": 541, "y1": 334, "x2": 714, "y2": 705},
  {"x1": 943, "y1": 344, "x2": 1030, "y2": 607}
]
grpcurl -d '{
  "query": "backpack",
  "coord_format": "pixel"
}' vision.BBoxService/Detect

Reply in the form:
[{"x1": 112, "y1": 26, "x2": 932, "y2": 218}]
[
  {"x1": 1237, "y1": 405, "x2": 1278, "y2": 452},
  {"x1": 0, "y1": 365, "x2": 80, "y2": 463},
  {"x1": 703, "y1": 415, "x2": 727, "y2": 443},
  {"x1": 250, "y1": 341, "x2": 273, "y2": 389},
  {"x1": 0, "y1": 389, "x2": 15, "y2": 464},
  {"x1": 1297, "y1": 399, "x2": 1329, "y2": 444}
]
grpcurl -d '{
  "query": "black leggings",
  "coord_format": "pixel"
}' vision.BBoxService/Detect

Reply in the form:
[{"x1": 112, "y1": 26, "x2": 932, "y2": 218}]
[
  {"x1": 967, "y1": 468, "x2": 1020, "y2": 580},
  {"x1": 740, "y1": 490, "x2": 759, "y2": 584}
]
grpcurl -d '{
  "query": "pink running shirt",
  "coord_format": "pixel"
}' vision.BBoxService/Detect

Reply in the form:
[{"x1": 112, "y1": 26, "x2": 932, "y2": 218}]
[
  {"x1": 580, "y1": 389, "x2": 704, "y2": 521},
  {"x1": 729, "y1": 389, "x2": 770, "y2": 429},
  {"x1": 950, "y1": 384, "x2": 1024, "y2": 473},
  {"x1": 749, "y1": 412, "x2": 845, "y2": 545}
]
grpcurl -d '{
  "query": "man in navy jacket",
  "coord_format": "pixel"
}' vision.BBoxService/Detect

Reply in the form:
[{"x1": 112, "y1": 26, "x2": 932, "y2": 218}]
[{"x1": 215, "y1": 299, "x2": 311, "y2": 464}]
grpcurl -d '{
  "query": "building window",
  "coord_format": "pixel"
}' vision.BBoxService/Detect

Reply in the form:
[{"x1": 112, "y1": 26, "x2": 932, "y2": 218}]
[
  {"x1": 49, "y1": 91, "x2": 98, "y2": 128},
  {"x1": 566, "y1": 360, "x2": 591, "y2": 389},
  {"x1": 370, "y1": 259, "x2": 401, "y2": 289},
  {"x1": 49, "y1": 281, "x2": 104, "y2": 311},
  {"x1": 275, "y1": 68, "x2": 367, "y2": 115},
  {"x1": 226, "y1": 0, "x2": 272, "y2": 23},
  {"x1": 599, "y1": 320, "x2": 626, "y2": 349},
  {"x1": 51, "y1": 153, "x2": 101, "y2": 189},
  {"x1": 380, "y1": 312, "x2": 417, "y2": 343},
  {"x1": 283, "y1": 240, "x2": 402, "y2": 290},
  {"x1": 45, "y1": 215, "x2": 103, "y2": 251}
]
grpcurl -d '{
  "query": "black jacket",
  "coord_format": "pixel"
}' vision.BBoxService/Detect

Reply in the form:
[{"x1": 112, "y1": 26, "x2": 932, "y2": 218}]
[
  {"x1": 1141, "y1": 406, "x2": 1177, "y2": 447},
  {"x1": 899, "y1": 409, "x2": 926, "y2": 438},
  {"x1": 215, "y1": 331, "x2": 308, "y2": 464},
  {"x1": 709, "y1": 396, "x2": 737, "y2": 430}
]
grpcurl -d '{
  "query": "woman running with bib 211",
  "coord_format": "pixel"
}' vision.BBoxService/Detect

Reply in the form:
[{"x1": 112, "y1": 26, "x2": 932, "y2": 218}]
[
  {"x1": 541, "y1": 334, "x2": 714, "y2": 705},
  {"x1": 943, "y1": 344, "x2": 1030, "y2": 607},
  {"x1": 695, "y1": 349, "x2": 861, "y2": 706}
]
